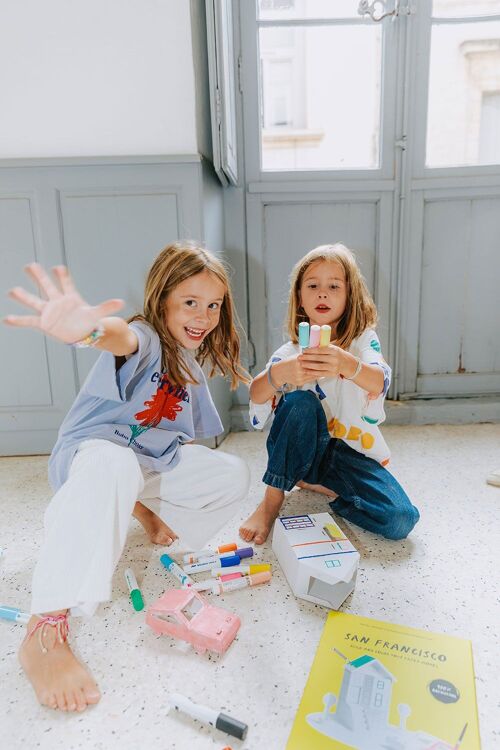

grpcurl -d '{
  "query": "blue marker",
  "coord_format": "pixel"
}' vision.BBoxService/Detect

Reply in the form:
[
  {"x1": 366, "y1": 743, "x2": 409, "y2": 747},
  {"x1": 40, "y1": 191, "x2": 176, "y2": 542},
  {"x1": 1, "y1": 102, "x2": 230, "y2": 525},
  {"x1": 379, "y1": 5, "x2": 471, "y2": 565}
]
[
  {"x1": 160, "y1": 553, "x2": 194, "y2": 588},
  {"x1": 0, "y1": 606, "x2": 30, "y2": 624},
  {"x1": 298, "y1": 321, "x2": 310, "y2": 350}
]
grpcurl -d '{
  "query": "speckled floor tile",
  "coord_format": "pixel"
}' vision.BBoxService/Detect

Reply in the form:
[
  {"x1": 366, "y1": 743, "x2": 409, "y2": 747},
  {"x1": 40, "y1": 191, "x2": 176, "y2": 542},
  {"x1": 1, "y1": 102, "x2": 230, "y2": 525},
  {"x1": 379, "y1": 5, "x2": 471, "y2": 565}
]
[{"x1": 1, "y1": 425, "x2": 499, "y2": 749}]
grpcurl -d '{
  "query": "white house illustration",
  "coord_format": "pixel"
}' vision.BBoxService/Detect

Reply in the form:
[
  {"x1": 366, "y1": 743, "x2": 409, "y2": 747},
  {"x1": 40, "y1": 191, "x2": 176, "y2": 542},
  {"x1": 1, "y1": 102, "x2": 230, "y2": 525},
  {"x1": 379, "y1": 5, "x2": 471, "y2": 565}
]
[
  {"x1": 306, "y1": 651, "x2": 467, "y2": 750},
  {"x1": 332, "y1": 654, "x2": 395, "y2": 732}
]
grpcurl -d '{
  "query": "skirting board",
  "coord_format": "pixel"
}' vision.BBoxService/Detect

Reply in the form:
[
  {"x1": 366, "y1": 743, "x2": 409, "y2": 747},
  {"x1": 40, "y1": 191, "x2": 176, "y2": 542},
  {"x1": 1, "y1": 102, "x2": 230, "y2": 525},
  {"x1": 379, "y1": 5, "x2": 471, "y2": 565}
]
[{"x1": 230, "y1": 396, "x2": 500, "y2": 431}]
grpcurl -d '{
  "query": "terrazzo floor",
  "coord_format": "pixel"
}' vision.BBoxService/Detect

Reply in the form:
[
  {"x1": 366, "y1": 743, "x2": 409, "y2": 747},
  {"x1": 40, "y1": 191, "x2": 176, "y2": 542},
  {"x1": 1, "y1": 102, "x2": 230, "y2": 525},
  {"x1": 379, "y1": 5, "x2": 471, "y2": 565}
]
[{"x1": 1, "y1": 425, "x2": 499, "y2": 750}]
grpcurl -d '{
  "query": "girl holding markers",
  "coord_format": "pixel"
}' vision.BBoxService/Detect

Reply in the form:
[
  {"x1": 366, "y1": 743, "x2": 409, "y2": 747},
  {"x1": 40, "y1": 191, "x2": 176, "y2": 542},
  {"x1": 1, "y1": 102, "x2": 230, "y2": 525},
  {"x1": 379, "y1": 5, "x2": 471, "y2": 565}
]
[
  {"x1": 5, "y1": 241, "x2": 250, "y2": 712},
  {"x1": 240, "y1": 243, "x2": 419, "y2": 545}
]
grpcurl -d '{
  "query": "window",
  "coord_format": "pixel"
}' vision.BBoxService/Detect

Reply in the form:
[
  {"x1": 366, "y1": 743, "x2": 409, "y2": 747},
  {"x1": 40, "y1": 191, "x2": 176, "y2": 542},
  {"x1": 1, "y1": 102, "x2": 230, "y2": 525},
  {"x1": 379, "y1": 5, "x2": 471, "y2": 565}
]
[
  {"x1": 426, "y1": 1, "x2": 500, "y2": 167},
  {"x1": 181, "y1": 597, "x2": 203, "y2": 621},
  {"x1": 257, "y1": 1, "x2": 382, "y2": 170}
]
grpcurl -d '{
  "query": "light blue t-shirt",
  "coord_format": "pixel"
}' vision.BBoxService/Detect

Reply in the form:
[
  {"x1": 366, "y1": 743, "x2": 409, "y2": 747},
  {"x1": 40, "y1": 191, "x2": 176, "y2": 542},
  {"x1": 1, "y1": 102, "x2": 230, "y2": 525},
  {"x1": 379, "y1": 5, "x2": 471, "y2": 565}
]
[{"x1": 48, "y1": 321, "x2": 223, "y2": 491}]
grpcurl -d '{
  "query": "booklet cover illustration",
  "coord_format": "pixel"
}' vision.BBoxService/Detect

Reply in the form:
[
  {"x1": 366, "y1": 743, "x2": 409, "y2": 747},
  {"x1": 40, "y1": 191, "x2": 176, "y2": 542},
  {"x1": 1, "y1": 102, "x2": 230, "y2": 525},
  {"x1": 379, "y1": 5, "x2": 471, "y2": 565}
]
[{"x1": 287, "y1": 612, "x2": 480, "y2": 750}]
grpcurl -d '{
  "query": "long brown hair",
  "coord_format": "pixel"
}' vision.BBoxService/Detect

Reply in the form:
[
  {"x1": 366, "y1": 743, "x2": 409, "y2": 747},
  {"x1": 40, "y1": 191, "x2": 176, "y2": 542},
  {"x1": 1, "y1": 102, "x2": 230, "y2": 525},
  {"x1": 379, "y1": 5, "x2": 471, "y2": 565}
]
[
  {"x1": 287, "y1": 243, "x2": 378, "y2": 350},
  {"x1": 129, "y1": 241, "x2": 249, "y2": 389}
]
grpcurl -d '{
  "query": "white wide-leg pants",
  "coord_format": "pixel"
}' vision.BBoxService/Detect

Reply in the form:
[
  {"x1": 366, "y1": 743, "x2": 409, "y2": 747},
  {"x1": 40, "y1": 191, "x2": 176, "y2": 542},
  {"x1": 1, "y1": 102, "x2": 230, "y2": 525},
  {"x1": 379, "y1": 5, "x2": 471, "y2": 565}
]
[{"x1": 31, "y1": 439, "x2": 250, "y2": 617}]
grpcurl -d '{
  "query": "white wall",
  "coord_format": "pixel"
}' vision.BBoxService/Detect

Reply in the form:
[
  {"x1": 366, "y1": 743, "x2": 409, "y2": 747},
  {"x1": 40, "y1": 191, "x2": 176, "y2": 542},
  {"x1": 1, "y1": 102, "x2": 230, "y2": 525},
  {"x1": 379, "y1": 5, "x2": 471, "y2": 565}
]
[{"x1": 0, "y1": 0, "x2": 198, "y2": 158}]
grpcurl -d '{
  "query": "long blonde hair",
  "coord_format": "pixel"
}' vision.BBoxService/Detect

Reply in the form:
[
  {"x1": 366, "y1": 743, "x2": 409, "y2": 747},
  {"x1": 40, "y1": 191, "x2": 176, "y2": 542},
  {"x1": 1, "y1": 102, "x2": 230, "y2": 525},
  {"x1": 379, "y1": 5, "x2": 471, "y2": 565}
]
[
  {"x1": 129, "y1": 241, "x2": 249, "y2": 389},
  {"x1": 287, "y1": 243, "x2": 378, "y2": 350}
]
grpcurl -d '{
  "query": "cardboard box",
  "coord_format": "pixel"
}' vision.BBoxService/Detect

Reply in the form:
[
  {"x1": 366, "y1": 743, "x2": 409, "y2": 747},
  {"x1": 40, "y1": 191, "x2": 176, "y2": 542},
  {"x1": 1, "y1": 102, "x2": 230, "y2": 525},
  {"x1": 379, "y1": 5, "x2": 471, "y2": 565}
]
[{"x1": 271, "y1": 512, "x2": 359, "y2": 609}]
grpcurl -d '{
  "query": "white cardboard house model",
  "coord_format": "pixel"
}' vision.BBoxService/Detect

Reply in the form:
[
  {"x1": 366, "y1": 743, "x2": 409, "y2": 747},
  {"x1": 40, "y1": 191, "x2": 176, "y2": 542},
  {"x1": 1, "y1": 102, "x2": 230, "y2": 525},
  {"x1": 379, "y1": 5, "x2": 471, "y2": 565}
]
[{"x1": 271, "y1": 512, "x2": 359, "y2": 609}]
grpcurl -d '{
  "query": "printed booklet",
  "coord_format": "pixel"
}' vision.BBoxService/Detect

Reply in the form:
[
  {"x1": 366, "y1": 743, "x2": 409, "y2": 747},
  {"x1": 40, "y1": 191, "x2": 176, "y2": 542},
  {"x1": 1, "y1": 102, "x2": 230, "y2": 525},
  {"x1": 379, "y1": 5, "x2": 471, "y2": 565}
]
[{"x1": 287, "y1": 611, "x2": 480, "y2": 750}]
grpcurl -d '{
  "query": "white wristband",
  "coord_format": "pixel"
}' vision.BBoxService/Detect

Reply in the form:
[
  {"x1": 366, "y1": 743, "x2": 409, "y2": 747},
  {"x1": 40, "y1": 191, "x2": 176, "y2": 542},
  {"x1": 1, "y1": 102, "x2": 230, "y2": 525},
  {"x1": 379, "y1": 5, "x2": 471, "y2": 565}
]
[{"x1": 344, "y1": 356, "x2": 362, "y2": 381}]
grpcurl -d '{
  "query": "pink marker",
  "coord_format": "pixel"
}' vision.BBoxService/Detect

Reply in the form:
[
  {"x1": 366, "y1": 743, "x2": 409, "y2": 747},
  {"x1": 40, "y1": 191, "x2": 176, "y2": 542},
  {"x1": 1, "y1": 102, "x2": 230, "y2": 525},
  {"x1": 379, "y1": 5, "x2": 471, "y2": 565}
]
[
  {"x1": 220, "y1": 572, "x2": 243, "y2": 582},
  {"x1": 309, "y1": 324, "x2": 321, "y2": 347}
]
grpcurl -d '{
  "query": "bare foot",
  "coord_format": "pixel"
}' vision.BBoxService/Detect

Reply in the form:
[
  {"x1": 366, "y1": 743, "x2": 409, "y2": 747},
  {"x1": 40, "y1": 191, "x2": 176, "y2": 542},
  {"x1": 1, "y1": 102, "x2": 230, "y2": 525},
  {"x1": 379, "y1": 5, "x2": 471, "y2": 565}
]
[
  {"x1": 19, "y1": 613, "x2": 101, "y2": 711},
  {"x1": 239, "y1": 486, "x2": 285, "y2": 545},
  {"x1": 296, "y1": 480, "x2": 338, "y2": 499},
  {"x1": 133, "y1": 501, "x2": 178, "y2": 545}
]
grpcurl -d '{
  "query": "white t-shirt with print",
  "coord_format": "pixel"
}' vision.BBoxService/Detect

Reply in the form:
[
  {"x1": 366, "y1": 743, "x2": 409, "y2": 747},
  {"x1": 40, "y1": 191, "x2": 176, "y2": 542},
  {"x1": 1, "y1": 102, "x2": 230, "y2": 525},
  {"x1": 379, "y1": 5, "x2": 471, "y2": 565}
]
[{"x1": 249, "y1": 329, "x2": 392, "y2": 466}]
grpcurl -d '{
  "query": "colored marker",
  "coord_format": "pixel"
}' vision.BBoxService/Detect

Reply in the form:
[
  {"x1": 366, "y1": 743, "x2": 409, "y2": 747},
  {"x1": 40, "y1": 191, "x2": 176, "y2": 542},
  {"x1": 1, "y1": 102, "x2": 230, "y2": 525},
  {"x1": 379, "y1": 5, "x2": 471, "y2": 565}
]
[
  {"x1": 184, "y1": 547, "x2": 253, "y2": 565},
  {"x1": 160, "y1": 553, "x2": 194, "y2": 588},
  {"x1": 0, "y1": 605, "x2": 30, "y2": 624},
  {"x1": 298, "y1": 321, "x2": 310, "y2": 349},
  {"x1": 182, "y1": 542, "x2": 237, "y2": 563},
  {"x1": 200, "y1": 571, "x2": 271, "y2": 595},
  {"x1": 319, "y1": 324, "x2": 331, "y2": 347},
  {"x1": 309, "y1": 324, "x2": 321, "y2": 347},
  {"x1": 124, "y1": 568, "x2": 144, "y2": 611},
  {"x1": 212, "y1": 563, "x2": 270, "y2": 577},
  {"x1": 183, "y1": 554, "x2": 241, "y2": 574},
  {"x1": 219, "y1": 572, "x2": 243, "y2": 582},
  {"x1": 168, "y1": 693, "x2": 248, "y2": 740}
]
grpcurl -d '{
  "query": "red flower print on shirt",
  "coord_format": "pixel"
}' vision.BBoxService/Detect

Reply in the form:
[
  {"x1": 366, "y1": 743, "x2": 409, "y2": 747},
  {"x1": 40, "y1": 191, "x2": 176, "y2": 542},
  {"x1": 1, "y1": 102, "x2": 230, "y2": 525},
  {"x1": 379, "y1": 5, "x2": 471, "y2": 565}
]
[{"x1": 134, "y1": 388, "x2": 183, "y2": 429}]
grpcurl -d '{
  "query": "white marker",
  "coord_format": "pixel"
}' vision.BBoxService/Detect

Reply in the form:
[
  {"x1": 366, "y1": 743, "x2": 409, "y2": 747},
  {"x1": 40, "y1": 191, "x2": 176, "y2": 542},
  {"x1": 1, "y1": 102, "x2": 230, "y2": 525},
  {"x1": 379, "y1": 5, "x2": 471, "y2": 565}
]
[
  {"x1": 183, "y1": 554, "x2": 241, "y2": 574},
  {"x1": 198, "y1": 571, "x2": 271, "y2": 595},
  {"x1": 212, "y1": 563, "x2": 271, "y2": 577},
  {"x1": 168, "y1": 693, "x2": 248, "y2": 740}
]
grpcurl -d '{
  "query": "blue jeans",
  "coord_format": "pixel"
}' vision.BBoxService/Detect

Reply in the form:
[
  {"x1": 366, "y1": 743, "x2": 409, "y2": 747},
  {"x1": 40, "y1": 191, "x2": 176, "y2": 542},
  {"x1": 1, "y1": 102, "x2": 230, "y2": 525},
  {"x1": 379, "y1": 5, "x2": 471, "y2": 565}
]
[{"x1": 263, "y1": 390, "x2": 420, "y2": 541}]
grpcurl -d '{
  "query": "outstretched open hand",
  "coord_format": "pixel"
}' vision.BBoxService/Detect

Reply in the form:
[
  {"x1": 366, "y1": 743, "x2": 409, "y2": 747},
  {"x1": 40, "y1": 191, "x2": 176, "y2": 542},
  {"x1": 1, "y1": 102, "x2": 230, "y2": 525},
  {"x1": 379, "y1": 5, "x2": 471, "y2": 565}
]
[{"x1": 5, "y1": 263, "x2": 124, "y2": 344}]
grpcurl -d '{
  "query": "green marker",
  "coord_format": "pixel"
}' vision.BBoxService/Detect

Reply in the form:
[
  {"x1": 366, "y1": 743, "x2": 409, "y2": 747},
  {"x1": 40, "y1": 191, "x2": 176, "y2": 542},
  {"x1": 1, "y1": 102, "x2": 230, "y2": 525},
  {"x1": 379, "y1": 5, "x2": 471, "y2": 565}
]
[{"x1": 124, "y1": 568, "x2": 144, "y2": 611}]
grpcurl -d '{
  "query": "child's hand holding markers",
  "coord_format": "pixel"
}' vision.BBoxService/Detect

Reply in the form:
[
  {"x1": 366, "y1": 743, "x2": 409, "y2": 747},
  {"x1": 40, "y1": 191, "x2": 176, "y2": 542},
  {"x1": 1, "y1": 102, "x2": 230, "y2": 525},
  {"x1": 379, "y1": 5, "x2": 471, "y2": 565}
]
[
  {"x1": 275, "y1": 354, "x2": 326, "y2": 387},
  {"x1": 299, "y1": 344, "x2": 348, "y2": 379}
]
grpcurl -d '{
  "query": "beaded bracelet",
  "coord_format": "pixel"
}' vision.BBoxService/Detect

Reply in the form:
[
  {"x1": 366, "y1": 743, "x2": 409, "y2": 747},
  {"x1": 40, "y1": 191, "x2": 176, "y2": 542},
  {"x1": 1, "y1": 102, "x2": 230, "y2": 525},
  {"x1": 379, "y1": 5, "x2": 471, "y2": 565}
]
[
  {"x1": 72, "y1": 323, "x2": 105, "y2": 348},
  {"x1": 267, "y1": 363, "x2": 288, "y2": 397},
  {"x1": 343, "y1": 355, "x2": 362, "y2": 381}
]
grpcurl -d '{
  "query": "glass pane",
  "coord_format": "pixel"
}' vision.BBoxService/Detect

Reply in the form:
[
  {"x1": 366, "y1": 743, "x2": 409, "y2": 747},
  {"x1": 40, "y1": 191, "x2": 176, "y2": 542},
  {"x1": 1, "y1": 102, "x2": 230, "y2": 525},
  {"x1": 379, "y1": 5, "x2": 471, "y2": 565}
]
[
  {"x1": 258, "y1": 0, "x2": 361, "y2": 21},
  {"x1": 259, "y1": 25, "x2": 381, "y2": 170},
  {"x1": 426, "y1": 21, "x2": 500, "y2": 167},
  {"x1": 433, "y1": 1, "x2": 500, "y2": 19}
]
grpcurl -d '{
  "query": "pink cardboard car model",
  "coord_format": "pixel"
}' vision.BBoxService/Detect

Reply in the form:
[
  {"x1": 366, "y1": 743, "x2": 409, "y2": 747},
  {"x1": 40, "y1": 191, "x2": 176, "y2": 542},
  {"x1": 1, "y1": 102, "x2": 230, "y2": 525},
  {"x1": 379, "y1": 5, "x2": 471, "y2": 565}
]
[{"x1": 146, "y1": 588, "x2": 240, "y2": 655}]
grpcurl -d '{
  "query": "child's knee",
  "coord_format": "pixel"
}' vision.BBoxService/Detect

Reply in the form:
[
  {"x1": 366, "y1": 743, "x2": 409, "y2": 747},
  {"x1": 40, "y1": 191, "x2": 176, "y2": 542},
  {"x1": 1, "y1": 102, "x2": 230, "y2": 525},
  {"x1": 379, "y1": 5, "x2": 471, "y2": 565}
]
[
  {"x1": 280, "y1": 389, "x2": 322, "y2": 422},
  {"x1": 385, "y1": 504, "x2": 419, "y2": 540}
]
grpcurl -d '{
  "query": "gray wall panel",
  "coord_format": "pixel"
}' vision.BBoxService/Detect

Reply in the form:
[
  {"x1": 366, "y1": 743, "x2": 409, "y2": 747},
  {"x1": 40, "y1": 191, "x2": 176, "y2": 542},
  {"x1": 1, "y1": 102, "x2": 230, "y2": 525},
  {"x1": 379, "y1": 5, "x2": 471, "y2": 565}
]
[
  {"x1": 0, "y1": 195, "x2": 52, "y2": 407},
  {"x1": 419, "y1": 196, "x2": 500, "y2": 392},
  {"x1": 59, "y1": 189, "x2": 181, "y2": 387}
]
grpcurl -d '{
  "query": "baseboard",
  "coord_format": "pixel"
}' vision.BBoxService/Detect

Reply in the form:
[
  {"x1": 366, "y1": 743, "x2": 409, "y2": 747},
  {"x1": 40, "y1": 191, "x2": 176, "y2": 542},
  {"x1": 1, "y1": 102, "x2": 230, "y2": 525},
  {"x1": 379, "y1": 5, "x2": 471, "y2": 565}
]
[{"x1": 230, "y1": 396, "x2": 500, "y2": 431}]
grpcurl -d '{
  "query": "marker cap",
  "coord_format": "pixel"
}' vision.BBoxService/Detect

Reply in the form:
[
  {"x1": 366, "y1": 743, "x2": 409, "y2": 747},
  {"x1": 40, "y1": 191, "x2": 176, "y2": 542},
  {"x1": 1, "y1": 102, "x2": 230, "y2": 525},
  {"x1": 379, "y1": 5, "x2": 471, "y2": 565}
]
[
  {"x1": 216, "y1": 713, "x2": 248, "y2": 740},
  {"x1": 218, "y1": 543, "x2": 237, "y2": 553},
  {"x1": 130, "y1": 589, "x2": 144, "y2": 611},
  {"x1": 235, "y1": 547, "x2": 253, "y2": 559},
  {"x1": 219, "y1": 554, "x2": 241, "y2": 568},
  {"x1": 309, "y1": 324, "x2": 321, "y2": 347},
  {"x1": 319, "y1": 324, "x2": 331, "y2": 347},
  {"x1": 298, "y1": 321, "x2": 310, "y2": 348},
  {"x1": 249, "y1": 564, "x2": 271, "y2": 574}
]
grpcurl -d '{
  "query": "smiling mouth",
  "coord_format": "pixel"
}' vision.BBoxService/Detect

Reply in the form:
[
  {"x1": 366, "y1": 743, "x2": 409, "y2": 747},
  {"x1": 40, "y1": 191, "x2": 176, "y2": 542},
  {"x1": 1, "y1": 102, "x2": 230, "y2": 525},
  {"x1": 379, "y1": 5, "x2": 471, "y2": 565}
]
[{"x1": 184, "y1": 326, "x2": 206, "y2": 341}]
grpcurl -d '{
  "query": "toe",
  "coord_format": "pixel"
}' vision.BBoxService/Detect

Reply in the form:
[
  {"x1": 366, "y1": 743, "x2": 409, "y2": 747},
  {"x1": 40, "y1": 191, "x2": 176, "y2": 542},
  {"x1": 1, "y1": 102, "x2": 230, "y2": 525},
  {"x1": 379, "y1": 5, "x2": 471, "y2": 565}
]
[
  {"x1": 40, "y1": 690, "x2": 57, "y2": 709},
  {"x1": 75, "y1": 688, "x2": 87, "y2": 712},
  {"x1": 56, "y1": 691, "x2": 67, "y2": 711},
  {"x1": 66, "y1": 690, "x2": 78, "y2": 712},
  {"x1": 254, "y1": 533, "x2": 266, "y2": 545},
  {"x1": 84, "y1": 684, "x2": 101, "y2": 704}
]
